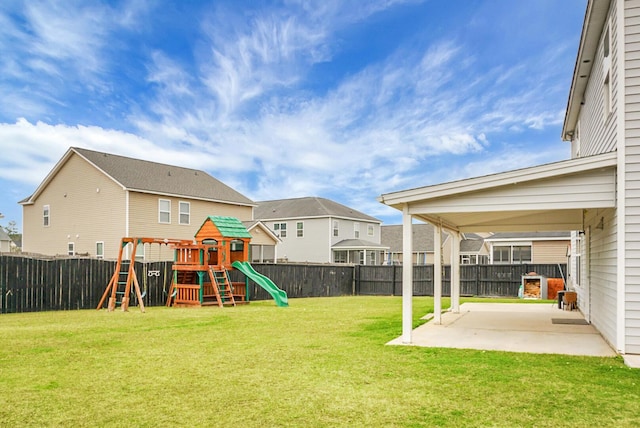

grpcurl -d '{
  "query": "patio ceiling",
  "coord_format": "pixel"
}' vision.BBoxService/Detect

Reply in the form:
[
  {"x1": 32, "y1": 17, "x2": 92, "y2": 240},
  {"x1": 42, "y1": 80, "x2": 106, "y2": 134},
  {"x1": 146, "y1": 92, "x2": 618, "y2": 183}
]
[{"x1": 379, "y1": 152, "x2": 617, "y2": 232}]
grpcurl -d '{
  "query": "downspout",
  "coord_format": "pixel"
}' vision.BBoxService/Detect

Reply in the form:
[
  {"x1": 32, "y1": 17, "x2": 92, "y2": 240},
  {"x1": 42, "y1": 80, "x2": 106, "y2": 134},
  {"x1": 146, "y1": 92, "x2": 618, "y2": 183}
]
[
  {"x1": 616, "y1": 0, "x2": 626, "y2": 354},
  {"x1": 451, "y1": 230, "x2": 461, "y2": 313},
  {"x1": 401, "y1": 204, "x2": 413, "y2": 344},
  {"x1": 434, "y1": 223, "x2": 442, "y2": 324}
]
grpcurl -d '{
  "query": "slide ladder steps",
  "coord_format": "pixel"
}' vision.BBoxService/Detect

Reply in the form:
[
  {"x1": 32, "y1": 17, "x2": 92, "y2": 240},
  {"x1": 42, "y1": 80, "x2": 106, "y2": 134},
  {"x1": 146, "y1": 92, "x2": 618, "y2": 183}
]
[{"x1": 209, "y1": 267, "x2": 236, "y2": 307}]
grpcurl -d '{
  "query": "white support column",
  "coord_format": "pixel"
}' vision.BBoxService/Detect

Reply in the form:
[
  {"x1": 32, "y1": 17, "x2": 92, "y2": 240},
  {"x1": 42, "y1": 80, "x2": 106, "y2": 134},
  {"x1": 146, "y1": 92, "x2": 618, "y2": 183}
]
[
  {"x1": 401, "y1": 205, "x2": 413, "y2": 344},
  {"x1": 451, "y1": 231, "x2": 461, "y2": 313},
  {"x1": 434, "y1": 224, "x2": 442, "y2": 324}
]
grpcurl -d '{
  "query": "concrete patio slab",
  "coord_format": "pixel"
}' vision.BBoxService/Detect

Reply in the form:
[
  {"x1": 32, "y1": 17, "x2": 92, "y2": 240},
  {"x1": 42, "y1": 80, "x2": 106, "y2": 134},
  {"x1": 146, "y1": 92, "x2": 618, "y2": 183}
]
[{"x1": 388, "y1": 302, "x2": 616, "y2": 357}]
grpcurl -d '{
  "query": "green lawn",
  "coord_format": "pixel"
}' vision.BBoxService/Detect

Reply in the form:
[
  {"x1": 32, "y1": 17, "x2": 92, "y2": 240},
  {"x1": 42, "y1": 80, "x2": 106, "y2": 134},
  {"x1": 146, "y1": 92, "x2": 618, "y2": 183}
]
[{"x1": 0, "y1": 296, "x2": 638, "y2": 427}]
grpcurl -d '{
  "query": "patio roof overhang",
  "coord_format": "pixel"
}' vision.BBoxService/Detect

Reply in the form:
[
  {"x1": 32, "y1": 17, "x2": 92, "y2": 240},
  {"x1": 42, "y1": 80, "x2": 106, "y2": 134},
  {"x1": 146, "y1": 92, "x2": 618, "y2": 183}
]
[
  {"x1": 378, "y1": 152, "x2": 617, "y2": 233},
  {"x1": 378, "y1": 151, "x2": 618, "y2": 345}
]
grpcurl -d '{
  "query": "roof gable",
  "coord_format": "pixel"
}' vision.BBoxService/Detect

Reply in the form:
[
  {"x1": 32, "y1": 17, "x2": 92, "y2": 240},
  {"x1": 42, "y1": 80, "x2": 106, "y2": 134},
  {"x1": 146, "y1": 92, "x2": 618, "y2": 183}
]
[
  {"x1": 255, "y1": 196, "x2": 380, "y2": 222},
  {"x1": 195, "y1": 216, "x2": 252, "y2": 240}
]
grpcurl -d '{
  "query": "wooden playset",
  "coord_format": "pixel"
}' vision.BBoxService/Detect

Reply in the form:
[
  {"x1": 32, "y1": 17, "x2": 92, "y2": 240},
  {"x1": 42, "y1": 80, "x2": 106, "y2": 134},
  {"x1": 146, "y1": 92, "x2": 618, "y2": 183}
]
[{"x1": 97, "y1": 216, "x2": 253, "y2": 311}]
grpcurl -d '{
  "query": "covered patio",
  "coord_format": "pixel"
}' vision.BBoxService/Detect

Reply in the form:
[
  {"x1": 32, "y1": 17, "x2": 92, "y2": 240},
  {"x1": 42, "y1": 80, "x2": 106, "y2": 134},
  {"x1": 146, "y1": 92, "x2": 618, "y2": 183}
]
[
  {"x1": 378, "y1": 152, "x2": 618, "y2": 354},
  {"x1": 388, "y1": 302, "x2": 616, "y2": 357}
]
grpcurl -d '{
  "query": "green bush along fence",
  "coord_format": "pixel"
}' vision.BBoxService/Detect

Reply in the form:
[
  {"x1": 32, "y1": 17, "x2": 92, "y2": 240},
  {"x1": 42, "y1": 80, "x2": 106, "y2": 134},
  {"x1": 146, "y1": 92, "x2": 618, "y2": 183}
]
[{"x1": 0, "y1": 254, "x2": 566, "y2": 313}]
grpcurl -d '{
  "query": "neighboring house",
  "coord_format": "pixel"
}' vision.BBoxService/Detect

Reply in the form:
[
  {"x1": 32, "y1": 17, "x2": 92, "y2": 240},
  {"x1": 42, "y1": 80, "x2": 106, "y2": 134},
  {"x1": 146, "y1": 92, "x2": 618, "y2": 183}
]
[
  {"x1": 381, "y1": 224, "x2": 489, "y2": 265},
  {"x1": 242, "y1": 220, "x2": 280, "y2": 263},
  {"x1": 254, "y1": 197, "x2": 386, "y2": 264},
  {"x1": 20, "y1": 147, "x2": 255, "y2": 260},
  {"x1": 460, "y1": 233, "x2": 490, "y2": 265},
  {"x1": 484, "y1": 232, "x2": 570, "y2": 265},
  {"x1": 379, "y1": 0, "x2": 640, "y2": 360},
  {"x1": 0, "y1": 229, "x2": 11, "y2": 253}
]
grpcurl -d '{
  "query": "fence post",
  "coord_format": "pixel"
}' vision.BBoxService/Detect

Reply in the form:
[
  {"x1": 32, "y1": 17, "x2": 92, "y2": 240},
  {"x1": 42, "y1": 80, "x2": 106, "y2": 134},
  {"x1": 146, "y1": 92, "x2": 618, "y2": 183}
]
[{"x1": 353, "y1": 265, "x2": 359, "y2": 296}]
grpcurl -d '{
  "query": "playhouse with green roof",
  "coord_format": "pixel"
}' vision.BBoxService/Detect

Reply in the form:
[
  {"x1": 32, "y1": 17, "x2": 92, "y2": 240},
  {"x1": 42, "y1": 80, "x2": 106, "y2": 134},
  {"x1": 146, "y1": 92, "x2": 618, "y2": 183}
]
[{"x1": 167, "y1": 216, "x2": 253, "y2": 307}]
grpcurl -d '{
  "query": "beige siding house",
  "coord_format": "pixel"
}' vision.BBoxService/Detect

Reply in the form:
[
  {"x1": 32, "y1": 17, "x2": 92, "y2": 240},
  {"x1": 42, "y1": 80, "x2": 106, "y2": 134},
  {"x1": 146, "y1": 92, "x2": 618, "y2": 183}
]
[
  {"x1": 243, "y1": 220, "x2": 281, "y2": 263},
  {"x1": 254, "y1": 197, "x2": 386, "y2": 264},
  {"x1": 379, "y1": 0, "x2": 640, "y2": 362},
  {"x1": 20, "y1": 147, "x2": 255, "y2": 260},
  {"x1": 484, "y1": 232, "x2": 570, "y2": 265}
]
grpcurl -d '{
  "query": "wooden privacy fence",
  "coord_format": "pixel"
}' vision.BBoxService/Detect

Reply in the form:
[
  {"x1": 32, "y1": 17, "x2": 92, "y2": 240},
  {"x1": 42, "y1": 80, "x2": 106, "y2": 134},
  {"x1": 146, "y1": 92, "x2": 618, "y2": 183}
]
[
  {"x1": 0, "y1": 254, "x2": 566, "y2": 313},
  {"x1": 355, "y1": 264, "x2": 567, "y2": 297}
]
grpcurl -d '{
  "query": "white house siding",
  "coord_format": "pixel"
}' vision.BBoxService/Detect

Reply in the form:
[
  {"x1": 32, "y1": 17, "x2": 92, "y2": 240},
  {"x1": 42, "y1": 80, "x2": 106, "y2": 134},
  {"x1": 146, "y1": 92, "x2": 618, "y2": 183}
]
[
  {"x1": 268, "y1": 217, "x2": 331, "y2": 263},
  {"x1": 586, "y1": 207, "x2": 618, "y2": 349},
  {"x1": 625, "y1": 0, "x2": 640, "y2": 353},
  {"x1": 127, "y1": 192, "x2": 253, "y2": 261},
  {"x1": 22, "y1": 153, "x2": 126, "y2": 257},
  {"x1": 578, "y1": 1, "x2": 618, "y2": 158}
]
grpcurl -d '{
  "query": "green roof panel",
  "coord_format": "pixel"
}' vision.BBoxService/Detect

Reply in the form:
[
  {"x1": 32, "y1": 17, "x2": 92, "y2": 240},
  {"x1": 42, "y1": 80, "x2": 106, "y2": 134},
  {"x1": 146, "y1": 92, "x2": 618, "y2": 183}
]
[{"x1": 207, "y1": 216, "x2": 252, "y2": 238}]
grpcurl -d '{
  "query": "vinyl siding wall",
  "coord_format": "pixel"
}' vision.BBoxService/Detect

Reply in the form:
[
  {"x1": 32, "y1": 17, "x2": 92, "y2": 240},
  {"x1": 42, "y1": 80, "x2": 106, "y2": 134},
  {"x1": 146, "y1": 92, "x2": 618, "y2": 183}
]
[
  {"x1": 22, "y1": 154, "x2": 126, "y2": 257},
  {"x1": 586, "y1": 208, "x2": 618, "y2": 349},
  {"x1": 577, "y1": 1, "x2": 618, "y2": 157},
  {"x1": 625, "y1": 0, "x2": 640, "y2": 353},
  {"x1": 531, "y1": 241, "x2": 570, "y2": 264},
  {"x1": 127, "y1": 192, "x2": 253, "y2": 261},
  {"x1": 266, "y1": 217, "x2": 331, "y2": 263}
]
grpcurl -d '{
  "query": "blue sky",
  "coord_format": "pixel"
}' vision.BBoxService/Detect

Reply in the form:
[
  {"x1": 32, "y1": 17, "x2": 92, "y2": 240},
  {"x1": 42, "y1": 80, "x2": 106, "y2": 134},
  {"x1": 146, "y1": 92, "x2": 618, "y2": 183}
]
[{"x1": 0, "y1": 0, "x2": 587, "y2": 231}]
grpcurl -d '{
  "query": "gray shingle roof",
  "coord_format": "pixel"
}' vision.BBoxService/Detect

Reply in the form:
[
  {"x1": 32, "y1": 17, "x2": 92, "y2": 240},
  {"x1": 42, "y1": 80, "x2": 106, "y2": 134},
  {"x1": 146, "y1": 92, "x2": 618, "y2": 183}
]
[
  {"x1": 381, "y1": 224, "x2": 485, "y2": 253},
  {"x1": 381, "y1": 224, "x2": 443, "y2": 252},
  {"x1": 254, "y1": 197, "x2": 380, "y2": 222},
  {"x1": 460, "y1": 239, "x2": 485, "y2": 253},
  {"x1": 74, "y1": 147, "x2": 254, "y2": 206}
]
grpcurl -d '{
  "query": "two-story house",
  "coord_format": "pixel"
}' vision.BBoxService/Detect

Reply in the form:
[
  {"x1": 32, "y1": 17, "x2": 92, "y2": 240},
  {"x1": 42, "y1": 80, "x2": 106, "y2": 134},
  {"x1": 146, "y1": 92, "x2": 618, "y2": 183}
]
[
  {"x1": 254, "y1": 197, "x2": 386, "y2": 264},
  {"x1": 20, "y1": 147, "x2": 258, "y2": 260},
  {"x1": 379, "y1": 0, "x2": 640, "y2": 362}
]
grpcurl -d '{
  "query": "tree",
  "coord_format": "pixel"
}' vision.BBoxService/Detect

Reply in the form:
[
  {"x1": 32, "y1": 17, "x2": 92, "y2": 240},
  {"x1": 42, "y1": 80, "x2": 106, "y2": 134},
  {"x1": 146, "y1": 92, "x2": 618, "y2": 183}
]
[{"x1": 2, "y1": 220, "x2": 19, "y2": 238}]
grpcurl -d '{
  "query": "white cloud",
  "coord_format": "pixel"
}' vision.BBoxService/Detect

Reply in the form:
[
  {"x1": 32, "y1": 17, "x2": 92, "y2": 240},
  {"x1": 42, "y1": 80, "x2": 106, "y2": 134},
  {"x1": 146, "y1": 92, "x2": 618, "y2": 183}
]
[{"x1": 0, "y1": 119, "x2": 216, "y2": 186}]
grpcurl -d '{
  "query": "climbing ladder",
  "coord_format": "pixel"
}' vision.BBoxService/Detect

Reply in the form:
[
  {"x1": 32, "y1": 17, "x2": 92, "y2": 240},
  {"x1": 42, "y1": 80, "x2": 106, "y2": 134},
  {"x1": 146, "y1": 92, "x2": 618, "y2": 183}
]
[
  {"x1": 208, "y1": 266, "x2": 236, "y2": 307},
  {"x1": 97, "y1": 238, "x2": 146, "y2": 312}
]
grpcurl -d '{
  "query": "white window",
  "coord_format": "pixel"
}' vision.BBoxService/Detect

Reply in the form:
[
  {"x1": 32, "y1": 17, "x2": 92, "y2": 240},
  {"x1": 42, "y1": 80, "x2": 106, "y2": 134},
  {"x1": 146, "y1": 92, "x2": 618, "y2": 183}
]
[
  {"x1": 333, "y1": 220, "x2": 339, "y2": 237},
  {"x1": 492, "y1": 244, "x2": 532, "y2": 264},
  {"x1": 96, "y1": 242, "x2": 104, "y2": 259},
  {"x1": 367, "y1": 224, "x2": 374, "y2": 236},
  {"x1": 43, "y1": 205, "x2": 50, "y2": 227},
  {"x1": 159, "y1": 199, "x2": 171, "y2": 223},
  {"x1": 354, "y1": 222, "x2": 360, "y2": 239},
  {"x1": 492, "y1": 246, "x2": 511, "y2": 263},
  {"x1": 179, "y1": 201, "x2": 190, "y2": 225},
  {"x1": 67, "y1": 242, "x2": 75, "y2": 256},
  {"x1": 274, "y1": 222, "x2": 287, "y2": 238},
  {"x1": 334, "y1": 250, "x2": 347, "y2": 263},
  {"x1": 296, "y1": 222, "x2": 304, "y2": 238},
  {"x1": 135, "y1": 242, "x2": 145, "y2": 261}
]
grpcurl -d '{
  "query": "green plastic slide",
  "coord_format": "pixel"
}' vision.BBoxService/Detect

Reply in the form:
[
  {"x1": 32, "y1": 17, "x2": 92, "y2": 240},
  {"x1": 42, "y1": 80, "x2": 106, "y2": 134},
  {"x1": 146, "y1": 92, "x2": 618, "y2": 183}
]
[{"x1": 232, "y1": 261, "x2": 289, "y2": 307}]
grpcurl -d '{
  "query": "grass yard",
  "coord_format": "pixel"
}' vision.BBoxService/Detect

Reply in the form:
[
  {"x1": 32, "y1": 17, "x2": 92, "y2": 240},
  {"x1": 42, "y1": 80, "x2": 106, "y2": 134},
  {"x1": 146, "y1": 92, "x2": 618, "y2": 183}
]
[{"x1": 0, "y1": 296, "x2": 639, "y2": 427}]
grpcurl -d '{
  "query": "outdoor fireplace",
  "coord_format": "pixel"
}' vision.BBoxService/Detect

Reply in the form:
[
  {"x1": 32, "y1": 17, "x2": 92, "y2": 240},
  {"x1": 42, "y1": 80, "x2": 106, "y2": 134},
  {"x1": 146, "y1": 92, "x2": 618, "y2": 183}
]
[{"x1": 521, "y1": 274, "x2": 548, "y2": 299}]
